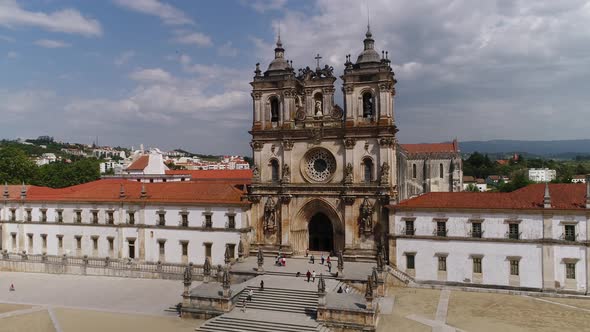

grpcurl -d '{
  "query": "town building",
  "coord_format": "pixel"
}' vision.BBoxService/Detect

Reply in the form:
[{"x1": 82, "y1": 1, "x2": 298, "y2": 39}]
[
  {"x1": 390, "y1": 179, "x2": 590, "y2": 294},
  {"x1": 486, "y1": 175, "x2": 510, "y2": 186},
  {"x1": 247, "y1": 27, "x2": 461, "y2": 259},
  {"x1": 462, "y1": 176, "x2": 487, "y2": 192},
  {"x1": 0, "y1": 179, "x2": 249, "y2": 266},
  {"x1": 572, "y1": 175, "x2": 587, "y2": 184},
  {"x1": 528, "y1": 168, "x2": 557, "y2": 182}
]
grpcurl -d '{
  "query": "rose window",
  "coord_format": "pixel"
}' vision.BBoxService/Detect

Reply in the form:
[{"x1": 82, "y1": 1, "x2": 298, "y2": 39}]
[{"x1": 304, "y1": 149, "x2": 336, "y2": 182}]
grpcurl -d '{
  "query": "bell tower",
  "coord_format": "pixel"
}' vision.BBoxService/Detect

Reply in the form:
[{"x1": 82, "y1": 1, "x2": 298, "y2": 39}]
[{"x1": 248, "y1": 27, "x2": 397, "y2": 261}]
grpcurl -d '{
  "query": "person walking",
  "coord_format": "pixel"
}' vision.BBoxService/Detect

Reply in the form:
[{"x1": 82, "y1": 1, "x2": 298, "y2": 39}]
[
  {"x1": 321, "y1": 254, "x2": 325, "y2": 265},
  {"x1": 327, "y1": 256, "x2": 331, "y2": 265},
  {"x1": 306, "y1": 270, "x2": 311, "y2": 282},
  {"x1": 327, "y1": 261, "x2": 332, "y2": 273},
  {"x1": 310, "y1": 255, "x2": 315, "y2": 264},
  {"x1": 9, "y1": 284, "x2": 15, "y2": 292},
  {"x1": 175, "y1": 303, "x2": 182, "y2": 317},
  {"x1": 247, "y1": 289, "x2": 254, "y2": 302},
  {"x1": 241, "y1": 298, "x2": 247, "y2": 312},
  {"x1": 312, "y1": 270, "x2": 316, "y2": 282},
  {"x1": 260, "y1": 279, "x2": 264, "y2": 291}
]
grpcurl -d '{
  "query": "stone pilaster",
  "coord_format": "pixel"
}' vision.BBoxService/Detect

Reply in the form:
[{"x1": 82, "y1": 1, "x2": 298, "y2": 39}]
[{"x1": 542, "y1": 213, "x2": 555, "y2": 291}]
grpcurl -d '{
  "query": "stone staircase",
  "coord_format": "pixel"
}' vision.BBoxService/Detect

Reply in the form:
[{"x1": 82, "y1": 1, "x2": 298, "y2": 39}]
[
  {"x1": 333, "y1": 280, "x2": 362, "y2": 295},
  {"x1": 387, "y1": 266, "x2": 415, "y2": 285},
  {"x1": 196, "y1": 315, "x2": 331, "y2": 332},
  {"x1": 235, "y1": 286, "x2": 318, "y2": 315}
]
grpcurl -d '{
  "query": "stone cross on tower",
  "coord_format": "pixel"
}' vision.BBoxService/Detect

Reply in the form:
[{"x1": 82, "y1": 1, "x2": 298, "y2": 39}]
[{"x1": 315, "y1": 53, "x2": 322, "y2": 70}]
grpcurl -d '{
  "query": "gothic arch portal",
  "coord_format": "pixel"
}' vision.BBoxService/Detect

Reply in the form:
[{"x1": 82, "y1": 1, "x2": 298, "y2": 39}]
[{"x1": 290, "y1": 199, "x2": 344, "y2": 255}]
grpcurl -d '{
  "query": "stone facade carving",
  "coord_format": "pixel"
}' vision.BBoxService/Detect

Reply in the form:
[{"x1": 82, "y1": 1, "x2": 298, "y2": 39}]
[
  {"x1": 380, "y1": 162, "x2": 390, "y2": 185},
  {"x1": 281, "y1": 164, "x2": 290, "y2": 183},
  {"x1": 359, "y1": 197, "x2": 374, "y2": 234},
  {"x1": 203, "y1": 257, "x2": 211, "y2": 276},
  {"x1": 183, "y1": 263, "x2": 193, "y2": 284},
  {"x1": 344, "y1": 163, "x2": 353, "y2": 185},
  {"x1": 250, "y1": 141, "x2": 263, "y2": 151},
  {"x1": 263, "y1": 197, "x2": 277, "y2": 233},
  {"x1": 252, "y1": 164, "x2": 260, "y2": 182},
  {"x1": 282, "y1": 140, "x2": 294, "y2": 151},
  {"x1": 344, "y1": 138, "x2": 356, "y2": 149}
]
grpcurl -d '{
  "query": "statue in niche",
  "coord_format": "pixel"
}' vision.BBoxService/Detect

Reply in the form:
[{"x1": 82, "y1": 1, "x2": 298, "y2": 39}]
[
  {"x1": 252, "y1": 164, "x2": 260, "y2": 181},
  {"x1": 380, "y1": 162, "x2": 390, "y2": 184},
  {"x1": 315, "y1": 100, "x2": 323, "y2": 117},
  {"x1": 263, "y1": 197, "x2": 277, "y2": 233},
  {"x1": 344, "y1": 162, "x2": 353, "y2": 184},
  {"x1": 282, "y1": 164, "x2": 290, "y2": 183},
  {"x1": 359, "y1": 197, "x2": 374, "y2": 234}
]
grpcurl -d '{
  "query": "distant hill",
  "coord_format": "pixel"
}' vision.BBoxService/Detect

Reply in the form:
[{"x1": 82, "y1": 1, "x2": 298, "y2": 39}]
[{"x1": 458, "y1": 140, "x2": 590, "y2": 158}]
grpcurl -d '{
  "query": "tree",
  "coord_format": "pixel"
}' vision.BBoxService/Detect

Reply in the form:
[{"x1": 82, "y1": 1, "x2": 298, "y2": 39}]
[
  {"x1": 465, "y1": 183, "x2": 481, "y2": 192},
  {"x1": 498, "y1": 171, "x2": 531, "y2": 192},
  {"x1": 0, "y1": 147, "x2": 38, "y2": 184}
]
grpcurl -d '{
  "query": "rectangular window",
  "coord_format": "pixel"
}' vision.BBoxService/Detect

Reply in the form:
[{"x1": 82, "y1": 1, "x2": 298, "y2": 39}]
[
  {"x1": 27, "y1": 233, "x2": 33, "y2": 251},
  {"x1": 11, "y1": 233, "x2": 16, "y2": 248},
  {"x1": 181, "y1": 214, "x2": 189, "y2": 227},
  {"x1": 41, "y1": 210, "x2": 47, "y2": 222},
  {"x1": 128, "y1": 239, "x2": 135, "y2": 259},
  {"x1": 438, "y1": 256, "x2": 447, "y2": 271},
  {"x1": 510, "y1": 260, "x2": 519, "y2": 276},
  {"x1": 564, "y1": 225, "x2": 576, "y2": 241},
  {"x1": 92, "y1": 211, "x2": 99, "y2": 224},
  {"x1": 57, "y1": 210, "x2": 63, "y2": 223},
  {"x1": 508, "y1": 223, "x2": 519, "y2": 239},
  {"x1": 205, "y1": 243, "x2": 212, "y2": 259},
  {"x1": 158, "y1": 241, "x2": 165, "y2": 256},
  {"x1": 158, "y1": 213, "x2": 166, "y2": 226},
  {"x1": 227, "y1": 215, "x2": 236, "y2": 229},
  {"x1": 57, "y1": 235, "x2": 63, "y2": 249},
  {"x1": 205, "y1": 214, "x2": 212, "y2": 228},
  {"x1": 75, "y1": 211, "x2": 82, "y2": 223},
  {"x1": 75, "y1": 236, "x2": 82, "y2": 250},
  {"x1": 26, "y1": 209, "x2": 32, "y2": 222},
  {"x1": 473, "y1": 257, "x2": 482, "y2": 274},
  {"x1": 92, "y1": 237, "x2": 98, "y2": 250},
  {"x1": 227, "y1": 243, "x2": 236, "y2": 259},
  {"x1": 108, "y1": 237, "x2": 114, "y2": 251},
  {"x1": 406, "y1": 254, "x2": 415, "y2": 269},
  {"x1": 405, "y1": 220, "x2": 415, "y2": 236},
  {"x1": 566, "y1": 263, "x2": 576, "y2": 279},
  {"x1": 181, "y1": 242, "x2": 188, "y2": 256},
  {"x1": 10, "y1": 209, "x2": 16, "y2": 222},
  {"x1": 436, "y1": 221, "x2": 446, "y2": 237},
  {"x1": 471, "y1": 222, "x2": 482, "y2": 238},
  {"x1": 107, "y1": 211, "x2": 114, "y2": 225},
  {"x1": 128, "y1": 212, "x2": 135, "y2": 225},
  {"x1": 41, "y1": 234, "x2": 47, "y2": 250}
]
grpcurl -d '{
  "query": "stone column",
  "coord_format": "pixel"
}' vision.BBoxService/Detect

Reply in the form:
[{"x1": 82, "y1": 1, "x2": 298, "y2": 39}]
[
  {"x1": 541, "y1": 213, "x2": 555, "y2": 291},
  {"x1": 343, "y1": 85, "x2": 354, "y2": 126}
]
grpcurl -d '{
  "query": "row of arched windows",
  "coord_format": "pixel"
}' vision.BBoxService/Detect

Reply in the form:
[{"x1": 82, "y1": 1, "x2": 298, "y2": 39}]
[{"x1": 412, "y1": 163, "x2": 445, "y2": 179}]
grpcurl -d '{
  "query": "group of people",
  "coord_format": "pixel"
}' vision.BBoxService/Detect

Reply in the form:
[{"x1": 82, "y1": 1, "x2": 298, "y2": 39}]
[
  {"x1": 336, "y1": 285, "x2": 352, "y2": 294},
  {"x1": 306, "y1": 250, "x2": 334, "y2": 272},
  {"x1": 275, "y1": 253, "x2": 286, "y2": 267}
]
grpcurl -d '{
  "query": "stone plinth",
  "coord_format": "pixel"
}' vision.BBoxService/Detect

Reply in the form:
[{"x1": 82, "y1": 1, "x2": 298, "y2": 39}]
[
  {"x1": 180, "y1": 282, "x2": 245, "y2": 319},
  {"x1": 317, "y1": 293, "x2": 379, "y2": 332}
]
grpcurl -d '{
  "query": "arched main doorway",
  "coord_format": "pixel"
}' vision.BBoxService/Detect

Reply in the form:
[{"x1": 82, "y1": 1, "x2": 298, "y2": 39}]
[{"x1": 308, "y1": 213, "x2": 334, "y2": 252}]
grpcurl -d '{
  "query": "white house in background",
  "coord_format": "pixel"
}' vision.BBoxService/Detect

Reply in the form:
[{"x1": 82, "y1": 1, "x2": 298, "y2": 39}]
[
  {"x1": 125, "y1": 150, "x2": 169, "y2": 175},
  {"x1": 390, "y1": 179, "x2": 590, "y2": 294},
  {"x1": 462, "y1": 176, "x2": 487, "y2": 192},
  {"x1": 35, "y1": 153, "x2": 57, "y2": 166},
  {"x1": 528, "y1": 168, "x2": 557, "y2": 182},
  {"x1": 0, "y1": 179, "x2": 249, "y2": 265},
  {"x1": 572, "y1": 175, "x2": 587, "y2": 184}
]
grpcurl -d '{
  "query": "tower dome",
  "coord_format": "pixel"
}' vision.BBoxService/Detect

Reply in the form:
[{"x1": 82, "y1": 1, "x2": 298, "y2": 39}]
[
  {"x1": 356, "y1": 25, "x2": 381, "y2": 64},
  {"x1": 266, "y1": 33, "x2": 290, "y2": 74}
]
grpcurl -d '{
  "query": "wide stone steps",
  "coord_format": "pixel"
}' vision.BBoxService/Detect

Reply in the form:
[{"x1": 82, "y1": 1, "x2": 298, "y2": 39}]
[
  {"x1": 236, "y1": 286, "x2": 318, "y2": 314},
  {"x1": 196, "y1": 315, "x2": 330, "y2": 332},
  {"x1": 333, "y1": 281, "x2": 362, "y2": 295}
]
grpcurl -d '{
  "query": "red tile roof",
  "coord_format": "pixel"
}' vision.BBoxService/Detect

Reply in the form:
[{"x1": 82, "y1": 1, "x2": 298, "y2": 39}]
[
  {"x1": 400, "y1": 141, "x2": 458, "y2": 154},
  {"x1": 463, "y1": 176, "x2": 476, "y2": 183},
  {"x1": 125, "y1": 155, "x2": 149, "y2": 171},
  {"x1": 166, "y1": 169, "x2": 252, "y2": 182},
  {"x1": 394, "y1": 183, "x2": 587, "y2": 211},
  {"x1": 4, "y1": 179, "x2": 246, "y2": 205}
]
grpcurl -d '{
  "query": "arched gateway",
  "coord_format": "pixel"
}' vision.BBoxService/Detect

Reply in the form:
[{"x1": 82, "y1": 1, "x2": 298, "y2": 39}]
[{"x1": 291, "y1": 199, "x2": 344, "y2": 255}]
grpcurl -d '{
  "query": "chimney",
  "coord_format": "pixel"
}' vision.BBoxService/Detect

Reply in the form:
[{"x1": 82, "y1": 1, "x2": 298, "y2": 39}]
[
  {"x1": 3, "y1": 182, "x2": 9, "y2": 199},
  {"x1": 140, "y1": 183, "x2": 147, "y2": 198},
  {"x1": 20, "y1": 182, "x2": 27, "y2": 200},
  {"x1": 119, "y1": 184, "x2": 126, "y2": 199},
  {"x1": 586, "y1": 174, "x2": 590, "y2": 209},
  {"x1": 543, "y1": 182, "x2": 551, "y2": 209}
]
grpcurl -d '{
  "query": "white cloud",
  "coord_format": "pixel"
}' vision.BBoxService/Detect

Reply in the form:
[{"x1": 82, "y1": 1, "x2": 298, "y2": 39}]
[
  {"x1": 242, "y1": 0, "x2": 287, "y2": 13},
  {"x1": 129, "y1": 68, "x2": 173, "y2": 83},
  {"x1": 114, "y1": 50, "x2": 136, "y2": 65},
  {"x1": 173, "y1": 30, "x2": 212, "y2": 47},
  {"x1": 0, "y1": 89, "x2": 56, "y2": 114},
  {"x1": 34, "y1": 39, "x2": 70, "y2": 48},
  {"x1": 0, "y1": 0, "x2": 102, "y2": 37},
  {"x1": 113, "y1": 0, "x2": 193, "y2": 25},
  {"x1": 217, "y1": 41, "x2": 239, "y2": 57},
  {"x1": 0, "y1": 34, "x2": 13, "y2": 42},
  {"x1": 6, "y1": 51, "x2": 18, "y2": 59}
]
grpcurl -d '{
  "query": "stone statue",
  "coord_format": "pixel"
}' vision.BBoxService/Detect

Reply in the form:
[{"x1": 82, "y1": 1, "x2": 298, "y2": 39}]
[
  {"x1": 318, "y1": 273, "x2": 326, "y2": 293},
  {"x1": 257, "y1": 248, "x2": 264, "y2": 267},
  {"x1": 365, "y1": 275, "x2": 373, "y2": 299},
  {"x1": 183, "y1": 263, "x2": 193, "y2": 284},
  {"x1": 359, "y1": 197, "x2": 374, "y2": 234},
  {"x1": 315, "y1": 100, "x2": 323, "y2": 117},
  {"x1": 216, "y1": 264, "x2": 223, "y2": 281},
  {"x1": 252, "y1": 164, "x2": 260, "y2": 181},
  {"x1": 344, "y1": 163, "x2": 353, "y2": 184},
  {"x1": 376, "y1": 249, "x2": 384, "y2": 273},
  {"x1": 263, "y1": 197, "x2": 277, "y2": 233},
  {"x1": 224, "y1": 245, "x2": 231, "y2": 265},
  {"x1": 203, "y1": 257, "x2": 211, "y2": 276},
  {"x1": 282, "y1": 163, "x2": 290, "y2": 183},
  {"x1": 222, "y1": 267, "x2": 230, "y2": 289},
  {"x1": 380, "y1": 162, "x2": 390, "y2": 185},
  {"x1": 372, "y1": 267, "x2": 379, "y2": 286}
]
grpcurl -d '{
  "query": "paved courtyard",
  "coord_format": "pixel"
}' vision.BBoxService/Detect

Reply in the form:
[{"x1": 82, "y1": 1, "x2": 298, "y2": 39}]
[{"x1": 2, "y1": 271, "x2": 590, "y2": 331}]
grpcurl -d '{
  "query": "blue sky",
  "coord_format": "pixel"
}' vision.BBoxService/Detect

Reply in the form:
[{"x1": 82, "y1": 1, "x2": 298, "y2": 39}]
[{"x1": 1, "y1": 0, "x2": 589, "y2": 155}]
